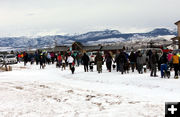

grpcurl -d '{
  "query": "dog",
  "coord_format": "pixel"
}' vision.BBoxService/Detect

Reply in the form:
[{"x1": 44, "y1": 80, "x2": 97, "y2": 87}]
[
  {"x1": 164, "y1": 66, "x2": 170, "y2": 78},
  {"x1": 165, "y1": 70, "x2": 170, "y2": 78},
  {"x1": 112, "y1": 64, "x2": 116, "y2": 70},
  {"x1": 89, "y1": 64, "x2": 94, "y2": 72},
  {"x1": 56, "y1": 62, "x2": 60, "y2": 68},
  {"x1": 143, "y1": 65, "x2": 147, "y2": 73},
  {"x1": 161, "y1": 65, "x2": 171, "y2": 78},
  {"x1": 162, "y1": 70, "x2": 170, "y2": 78},
  {"x1": 71, "y1": 66, "x2": 75, "y2": 74}
]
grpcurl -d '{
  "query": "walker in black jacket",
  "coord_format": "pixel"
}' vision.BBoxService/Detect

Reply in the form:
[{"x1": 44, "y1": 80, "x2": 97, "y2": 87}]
[
  {"x1": 81, "y1": 53, "x2": 90, "y2": 72},
  {"x1": 150, "y1": 51, "x2": 158, "y2": 77}
]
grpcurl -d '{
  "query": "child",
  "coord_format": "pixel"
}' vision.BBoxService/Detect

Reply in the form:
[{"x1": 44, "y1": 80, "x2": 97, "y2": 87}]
[{"x1": 71, "y1": 62, "x2": 75, "y2": 74}]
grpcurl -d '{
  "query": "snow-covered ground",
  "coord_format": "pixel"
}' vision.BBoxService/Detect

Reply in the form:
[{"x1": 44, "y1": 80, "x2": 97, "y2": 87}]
[{"x1": 0, "y1": 63, "x2": 180, "y2": 117}]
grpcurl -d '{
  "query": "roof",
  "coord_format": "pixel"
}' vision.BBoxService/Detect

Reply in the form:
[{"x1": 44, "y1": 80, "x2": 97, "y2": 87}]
[
  {"x1": 82, "y1": 46, "x2": 102, "y2": 51},
  {"x1": 101, "y1": 45, "x2": 123, "y2": 50},
  {"x1": 175, "y1": 20, "x2": 180, "y2": 25},
  {"x1": 171, "y1": 36, "x2": 179, "y2": 41},
  {"x1": 54, "y1": 46, "x2": 69, "y2": 52}
]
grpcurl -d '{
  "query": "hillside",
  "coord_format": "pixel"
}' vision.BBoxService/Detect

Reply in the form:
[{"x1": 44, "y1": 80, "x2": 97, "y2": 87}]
[{"x1": 0, "y1": 28, "x2": 177, "y2": 49}]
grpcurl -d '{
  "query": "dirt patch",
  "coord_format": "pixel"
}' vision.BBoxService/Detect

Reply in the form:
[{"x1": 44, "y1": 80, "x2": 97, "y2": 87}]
[
  {"x1": 46, "y1": 95, "x2": 52, "y2": 98},
  {"x1": 39, "y1": 85, "x2": 49, "y2": 88},
  {"x1": 92, "y1": 102, "x2": 105, "y2": 111},
  {"x1": 15, "y1": 86, "x2": 24, "y2": 90},
  {"x1": 86, "y1": 95, "x2": 96, "y2": 101},
  {"x1": 19, "y1": 67, "x2": 27, "y2": 69},
  {"x1": 53, "y1": 97, "x2": 61, "y2": 102},
  {"x1": 106, "y1": 100, "x2": 122, "y2": 105},
  {"x1": 63, "y1": 99, "x2": 68, "y2": 102},
  {"x1": 105, "y1": 94, "x2": 112, "y2": 96},
  {"x1": 128, "y1": 101, "x2": 141, "y2": 104},
  {"x1": 66, "y1": 90, "x2": 74, "y2": 93}
]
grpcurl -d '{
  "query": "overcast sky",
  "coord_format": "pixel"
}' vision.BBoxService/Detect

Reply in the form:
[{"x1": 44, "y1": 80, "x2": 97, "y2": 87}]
[{"x1": 0, "y1": 0, "x2": 179, "y2": 37}]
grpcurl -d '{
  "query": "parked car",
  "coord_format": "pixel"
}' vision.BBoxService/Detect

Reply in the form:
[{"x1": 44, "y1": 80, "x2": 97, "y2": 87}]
[
  {"x1": 0, "y1": 54, "x2": 4, "y2": 63},
  {"x1": 4, "y1": 54, "x2": 17, "y2": 64}
]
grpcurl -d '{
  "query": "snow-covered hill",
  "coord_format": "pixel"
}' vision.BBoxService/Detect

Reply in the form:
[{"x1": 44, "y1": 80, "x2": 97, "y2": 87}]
[{"x1": 0, "y1": 28, "x2": 177, "y2": 48}]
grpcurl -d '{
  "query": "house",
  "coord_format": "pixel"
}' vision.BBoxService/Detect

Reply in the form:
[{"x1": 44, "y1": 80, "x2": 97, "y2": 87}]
[
  {"x1": 171, "y1": 20, "x2": 180, "y2": 49},
  {"x1": 71, "y1": 42, "x2": 102, "y2": 52}
]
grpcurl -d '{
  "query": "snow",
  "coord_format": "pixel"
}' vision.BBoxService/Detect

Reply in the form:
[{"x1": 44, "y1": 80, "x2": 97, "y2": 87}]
[
  {"x1": 0, "y1": 63, "x2": 180, "y2": 116},
  {"x1": 87, "y1": 38, "x2": 125, "y2": 45}
]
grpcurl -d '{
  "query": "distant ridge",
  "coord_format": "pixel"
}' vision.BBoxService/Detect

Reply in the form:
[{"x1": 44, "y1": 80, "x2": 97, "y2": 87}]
[{"x1": 0, "y1": 28, "x2": 177, "y2": 48}]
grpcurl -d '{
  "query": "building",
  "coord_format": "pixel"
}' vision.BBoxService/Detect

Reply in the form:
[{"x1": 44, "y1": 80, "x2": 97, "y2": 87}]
[
  {"x1": 82, "y1": 46, "x2": 102, "y2": 52},
  {"x1": 101, "y1": 45, "x2": 123, "y2": 54},
  {"x1": 171, "y1": 20, "x2": 180, "y2": 49},
  {"x1": 54, "y1": 46, "x2": 69, "y2": 52},
  {"x1": 38, "y1": 42, "x2": 124, "y2": 55}
]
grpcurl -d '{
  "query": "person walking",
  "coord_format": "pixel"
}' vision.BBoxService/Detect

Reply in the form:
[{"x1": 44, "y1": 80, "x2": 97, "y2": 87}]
[
  {"x1": 167, "y1": 51, "x2": 173, "y2": 70},
  {"x1": 67, "y1": 55, "x2": 74, "y2": 70},
  {"x1": 50, "y1": 52, "x2": 55, "y2": 64},
  {"x1": 57, "y1": 54, "x2": 62, "y2": 68},
  {"x1": 147, "y1": 50, "x2": 152, "y2": 69},
  {"x1": 81, "y1": 53, "x2": 90, "y2": 72},
  {"x1": 129, "y1": 51, "x2": 136, "y2": 72},
  {"x1": 159, "y1": 53, "x2": 168, "y2": 78},
  {"x1": 35, "y1": 51, "x2": 40, "y2": 65},
  {"x1": 172, "y1": 52, "x2": 179, "y2": 79},
  {"x1": 118, "y1": 51, "x2": 127, "y2": 74},
  {"x1": 115, "y1": 50, "x2": 121, "y2": 72},
  {"x1": 95, "y1": 52, "x2": 103, "y2": 73},
  {"x1": 136, "y1": 52, "x2": 145, "y2": 74},
  {"x1": 23, "y1": 52, "x2": 28, "y2": 66},
  {"x1": 61, "y1": 56, "x2": 66, "y2": 70},
  {"x1": 149, "y1": 50, "x2": 158, "y2": 77},
  {"x1": 47, "y1": 53, "x2": 51, "y2": 65},
  {"x1": 40, "y1": 55, "x2": 45, "y2": 69},
  {"x1": 76, "y1": 52, "x2": 81, "y2": 66},
  {"x1": 105, "y1": 52, "x2": 113, "y2": 72}
]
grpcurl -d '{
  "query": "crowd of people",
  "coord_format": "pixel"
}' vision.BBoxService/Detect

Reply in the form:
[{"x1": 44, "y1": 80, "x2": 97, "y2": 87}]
[{"x1": 15, "y1": 49, "x2": 180, "y2": 79}]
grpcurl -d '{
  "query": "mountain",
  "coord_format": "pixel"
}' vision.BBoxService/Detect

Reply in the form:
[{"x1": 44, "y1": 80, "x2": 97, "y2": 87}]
[{"x1": 0, "y1": 28, "x2": 177, "y2": 49}]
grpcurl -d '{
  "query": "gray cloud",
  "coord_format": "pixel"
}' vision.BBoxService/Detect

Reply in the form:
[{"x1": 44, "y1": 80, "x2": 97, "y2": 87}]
[{"x1": 0, "y1": 0, "x2": 180, "y2": 37}]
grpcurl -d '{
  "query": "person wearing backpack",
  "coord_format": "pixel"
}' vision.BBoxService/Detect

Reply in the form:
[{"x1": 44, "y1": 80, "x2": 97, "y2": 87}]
[{"x1": 172, "y1": 52, "x2": 179, "y2": 79}]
